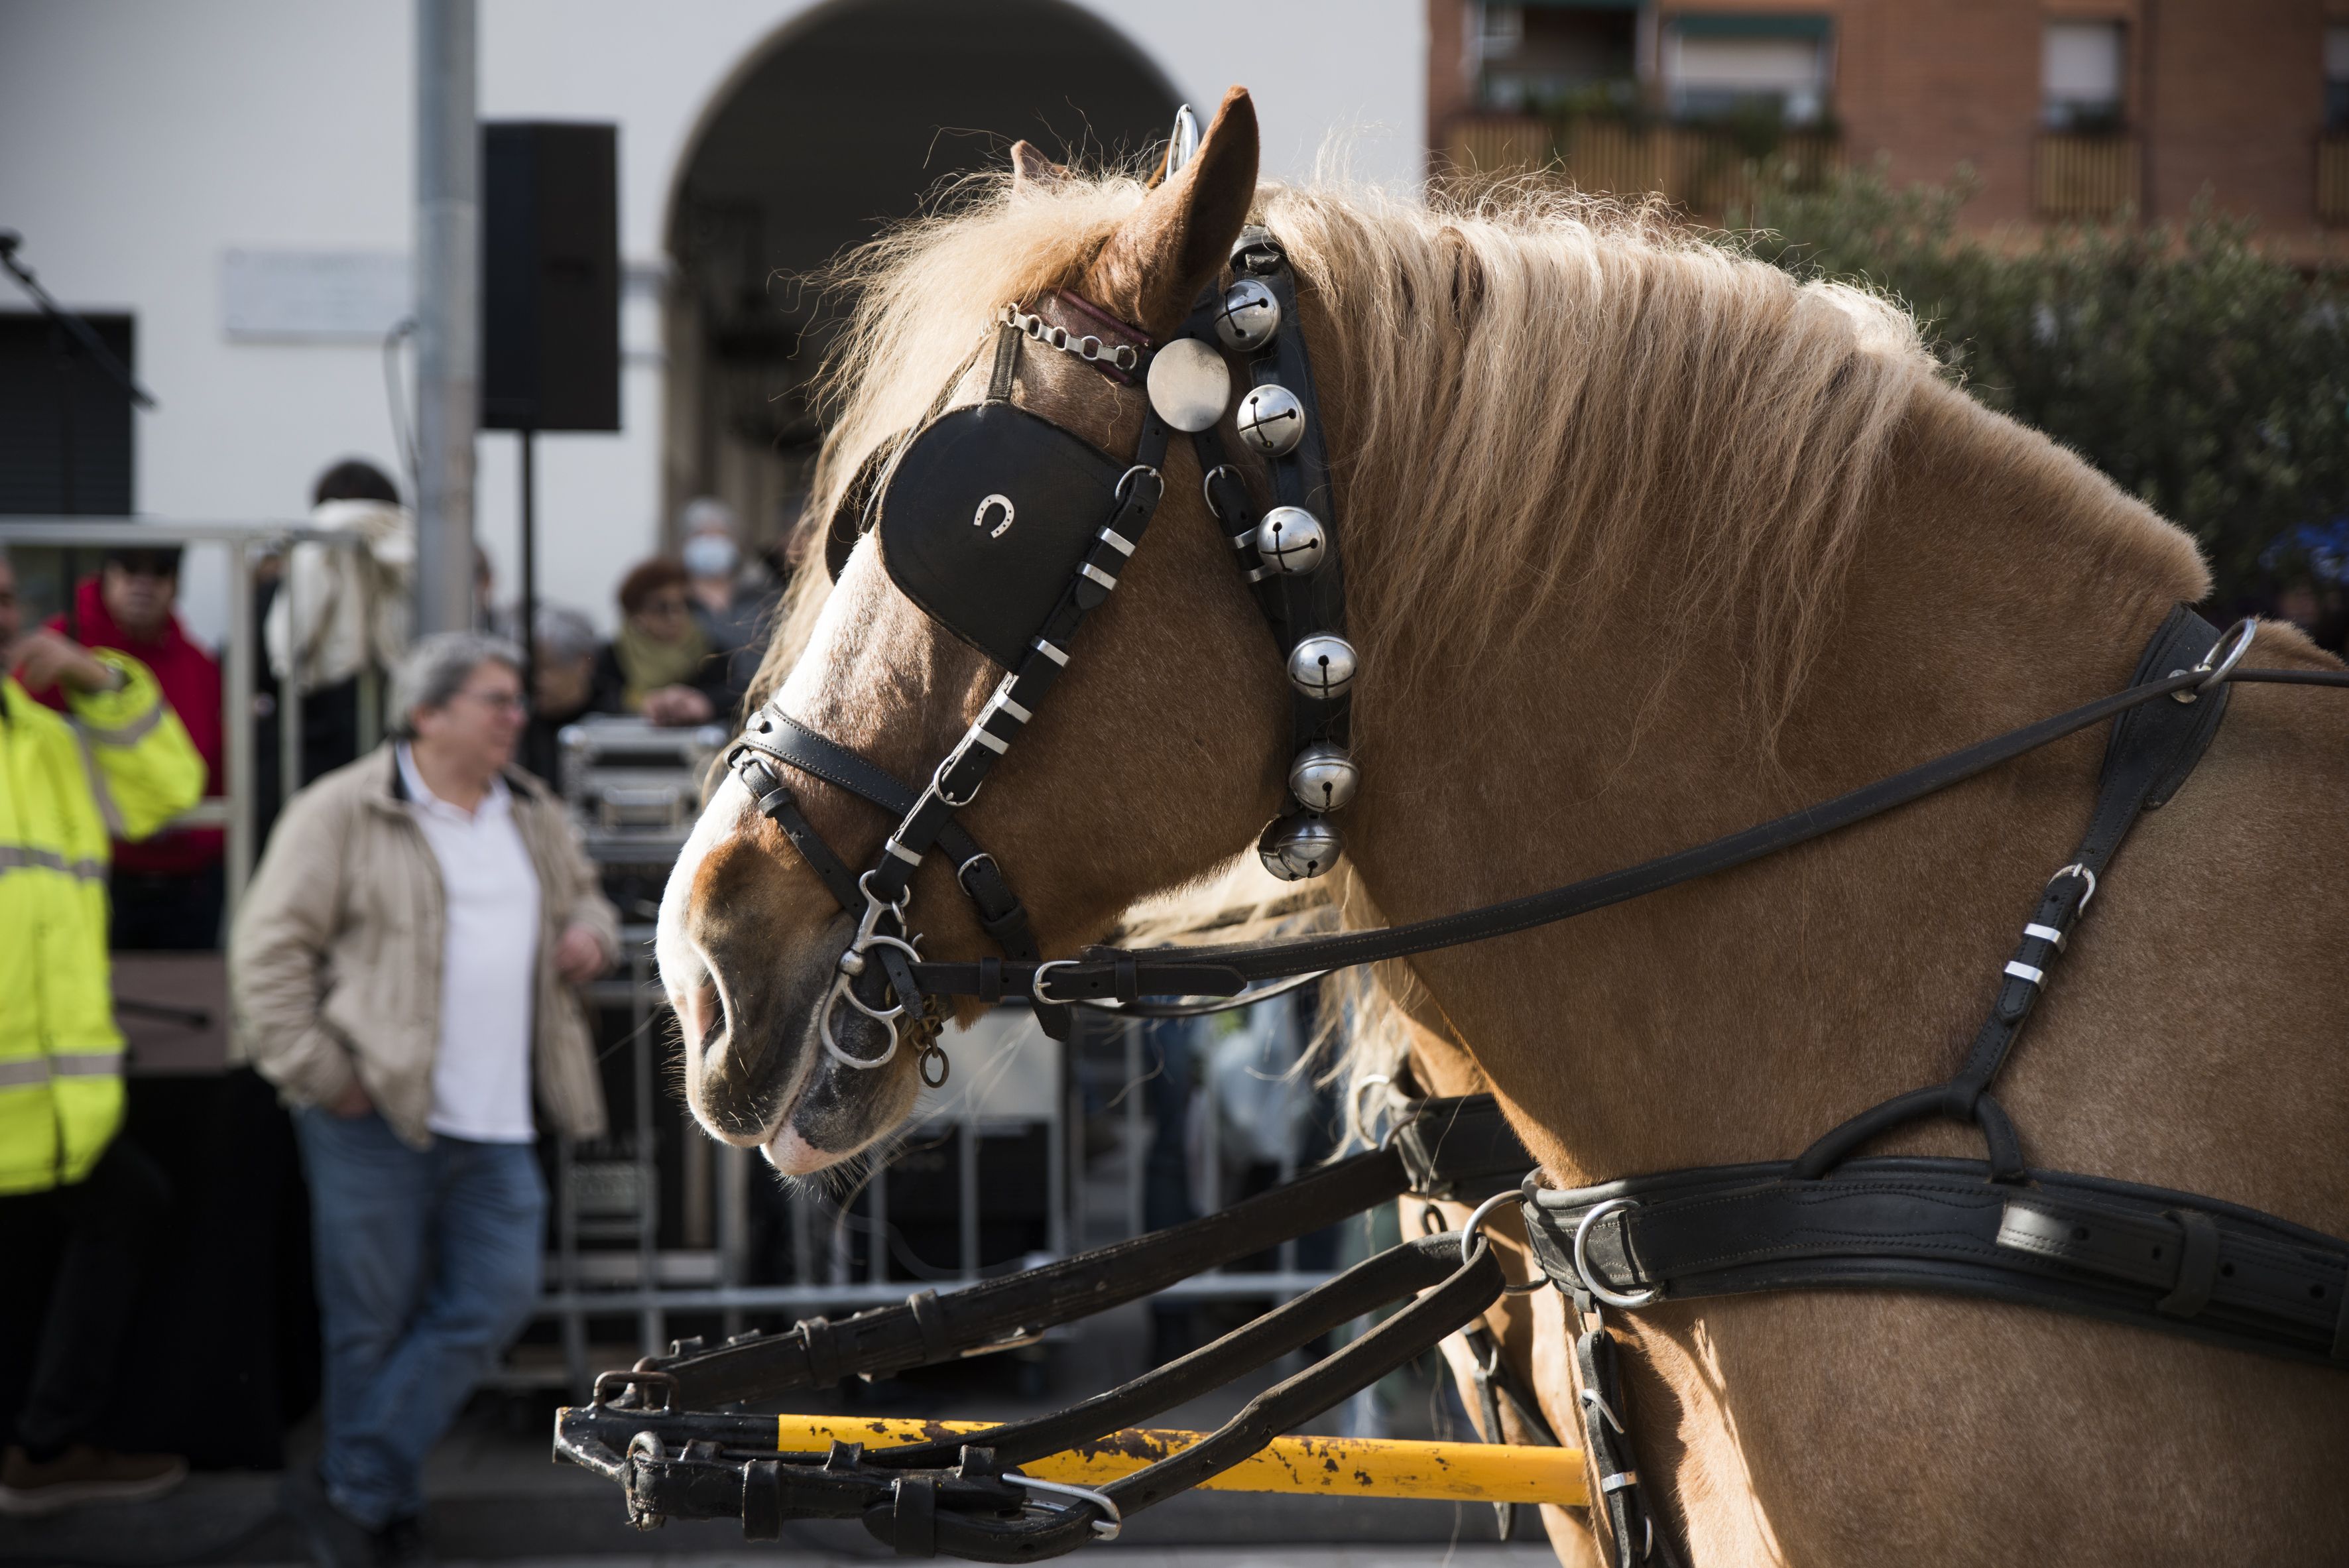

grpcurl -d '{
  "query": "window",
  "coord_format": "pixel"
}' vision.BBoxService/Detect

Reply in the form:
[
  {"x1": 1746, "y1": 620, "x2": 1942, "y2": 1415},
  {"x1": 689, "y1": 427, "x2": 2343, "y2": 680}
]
[
  {"x1": 1663, "y1": 16, "x2": 1833, "y2": 127},
  {"x1": 0, "y1": 312, "x2": 135, "y2": 515},
  {"x1": 1477, "y1": 2, "x2": 1640, "y2": 113},
  {"x1": 2326, "y1": 25, "x2": 2349, "y2": 133},
  {"x1": 1480, "y1": 3, "x2": 1526, "y2": 61},
  {"x1": 2043, "y1": 20, "x2": 2126, "y2": 133}
]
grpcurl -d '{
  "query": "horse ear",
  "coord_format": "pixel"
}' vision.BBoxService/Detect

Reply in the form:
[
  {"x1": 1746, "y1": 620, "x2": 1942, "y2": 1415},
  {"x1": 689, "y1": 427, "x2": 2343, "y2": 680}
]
[
  {"x1": 1010, "y1": 141, "x2": 1070, "y2": 194},
  {"x1": 1081, "y1": 86, "x2": 1258, "y2": 339}
]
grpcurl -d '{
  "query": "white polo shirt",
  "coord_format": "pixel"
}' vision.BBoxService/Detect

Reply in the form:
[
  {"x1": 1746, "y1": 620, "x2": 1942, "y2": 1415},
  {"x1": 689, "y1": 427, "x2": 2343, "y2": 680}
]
[{"x1": 398, "y1": 745, "x2": 542, "y2": 1143}]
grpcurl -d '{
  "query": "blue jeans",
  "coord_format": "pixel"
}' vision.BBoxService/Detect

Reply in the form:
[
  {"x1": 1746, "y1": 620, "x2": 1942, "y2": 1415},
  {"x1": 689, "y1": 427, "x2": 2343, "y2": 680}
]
[{"x1": 293, "y1": 1109, "x2": 544, "y2": 1529}]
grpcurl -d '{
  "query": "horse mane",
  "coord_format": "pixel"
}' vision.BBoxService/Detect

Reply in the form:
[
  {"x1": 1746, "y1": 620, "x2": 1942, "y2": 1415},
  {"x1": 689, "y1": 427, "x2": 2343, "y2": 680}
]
[{"x1": 747, "y1": 166, "x2": 1962, "y2": 1092}]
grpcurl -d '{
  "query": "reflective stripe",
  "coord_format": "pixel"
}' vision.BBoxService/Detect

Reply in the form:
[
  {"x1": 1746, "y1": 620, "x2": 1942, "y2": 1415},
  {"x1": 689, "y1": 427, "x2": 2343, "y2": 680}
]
[
  {"x1": 0, "y1": 1059, "x2": 50, "y2": 1088},
  {"x1": 70, "y1": 727, "x2": 127, "y2": 837},
  {"x1": 50, "y1": 1052, "x2": 124, "y2": 1078},
  {"x1": 0, "y1": 845, "x2": 105, "y2": 882},
  {"x1": 76, "y1": 701, "x2": 166, "y2": 748}
]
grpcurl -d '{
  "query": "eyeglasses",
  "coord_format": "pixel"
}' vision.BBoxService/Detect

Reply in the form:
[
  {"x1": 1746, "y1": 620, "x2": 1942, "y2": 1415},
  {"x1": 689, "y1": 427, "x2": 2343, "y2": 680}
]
[
  {"x1": 641, "y1": 594, "x2": 690, "y2": 617},
  {"x1": 457, "y1": 687, "x2": 529, "y2": 715}
]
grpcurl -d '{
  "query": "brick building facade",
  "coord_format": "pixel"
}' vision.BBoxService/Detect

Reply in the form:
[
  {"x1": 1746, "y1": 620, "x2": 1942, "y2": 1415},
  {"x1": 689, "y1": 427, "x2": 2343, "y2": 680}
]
[{"x1": 1431, "y1": 0, "x2": 2349, "y2": 241}]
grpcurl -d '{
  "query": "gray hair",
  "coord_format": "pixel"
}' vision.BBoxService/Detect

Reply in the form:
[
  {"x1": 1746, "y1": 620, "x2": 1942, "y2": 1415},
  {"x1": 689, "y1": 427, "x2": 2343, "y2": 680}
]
[
  {"x1": 390, "y1": 630, "x2": 523, "y2": 738},
  {"x1": 532, "y1": 603, "x2": 599, "y2": 666}
]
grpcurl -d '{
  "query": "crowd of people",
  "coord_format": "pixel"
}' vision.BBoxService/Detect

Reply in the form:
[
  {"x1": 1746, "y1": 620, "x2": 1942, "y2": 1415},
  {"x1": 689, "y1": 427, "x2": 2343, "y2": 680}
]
[{"x1": 0, "y1": 456, "x2": 784, "y2": 1567}]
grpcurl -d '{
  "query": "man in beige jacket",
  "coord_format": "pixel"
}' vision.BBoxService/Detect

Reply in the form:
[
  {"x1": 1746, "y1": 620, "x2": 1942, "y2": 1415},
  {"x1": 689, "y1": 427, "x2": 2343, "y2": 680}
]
[{"x1": 231, "y1": 631, "x2": 617, "y2": 1568}]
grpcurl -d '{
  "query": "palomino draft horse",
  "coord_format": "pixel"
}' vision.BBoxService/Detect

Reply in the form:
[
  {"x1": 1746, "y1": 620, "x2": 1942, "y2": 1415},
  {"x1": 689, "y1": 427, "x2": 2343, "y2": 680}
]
[{"x1": 658, "y1": 90, "x2": 2348, "y2": 1563}]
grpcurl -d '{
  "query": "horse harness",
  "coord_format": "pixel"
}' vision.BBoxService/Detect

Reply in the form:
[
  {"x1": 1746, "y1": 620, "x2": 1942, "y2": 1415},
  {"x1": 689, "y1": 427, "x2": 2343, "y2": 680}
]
[{"x1": 669, "y1": 220, "x2": 2349, "y2": 1561}]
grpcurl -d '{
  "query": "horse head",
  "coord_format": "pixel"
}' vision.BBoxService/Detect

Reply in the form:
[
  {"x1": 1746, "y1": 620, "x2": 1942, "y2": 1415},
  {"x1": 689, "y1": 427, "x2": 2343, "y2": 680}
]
[{"x1": 658, "y1": 90, "x2": 1297, "y2": 1174}]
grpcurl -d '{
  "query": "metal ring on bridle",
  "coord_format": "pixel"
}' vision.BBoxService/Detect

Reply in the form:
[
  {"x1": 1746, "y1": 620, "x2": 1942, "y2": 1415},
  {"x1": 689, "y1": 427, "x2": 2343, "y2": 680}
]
[
  {"x1": 1571, "y1": 1197, "x2": 1660, "y2": 1309},
  {"x1": 1347, "y1": 1073, "x2": 1393, "y2": 1149},
  {"x1": 1459, "y1": 1189, "x2": 1518, "y2": 1262},
  {"x1": 820, "y1": 970, "x2": 900, "y2": 1070},
  {"x1": 2195, "y1": 618, "x2": 2256, "y2": 692},
  {"x1": 1003, "y1": 1473, "x2": 1121, "y2": 1540}
]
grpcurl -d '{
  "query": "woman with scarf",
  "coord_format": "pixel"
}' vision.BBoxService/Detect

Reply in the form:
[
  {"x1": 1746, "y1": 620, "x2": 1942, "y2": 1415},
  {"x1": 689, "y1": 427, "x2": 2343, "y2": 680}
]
[{"x1": 589, "y1": 559, "x2": 729, "y2": 727}]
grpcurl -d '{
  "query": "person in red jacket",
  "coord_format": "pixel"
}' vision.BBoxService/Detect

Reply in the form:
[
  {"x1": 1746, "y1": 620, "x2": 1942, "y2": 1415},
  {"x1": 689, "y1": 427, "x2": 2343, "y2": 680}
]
[{"x1": 41, "y1": 547, "x2": 225, "y2": 949}]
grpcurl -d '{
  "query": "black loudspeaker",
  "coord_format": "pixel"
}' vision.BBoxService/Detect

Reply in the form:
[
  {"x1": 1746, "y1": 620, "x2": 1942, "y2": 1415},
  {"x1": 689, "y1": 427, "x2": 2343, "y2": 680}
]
[{"x1": 481, "y1": 122, "x2": 619, "y2": 432}]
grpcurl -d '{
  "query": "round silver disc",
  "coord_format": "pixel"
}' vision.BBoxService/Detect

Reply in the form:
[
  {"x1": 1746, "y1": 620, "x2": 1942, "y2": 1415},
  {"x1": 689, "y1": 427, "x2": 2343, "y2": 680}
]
[{"x1": 1146, "y1": 338, "x2": 1232, "y2": 433}]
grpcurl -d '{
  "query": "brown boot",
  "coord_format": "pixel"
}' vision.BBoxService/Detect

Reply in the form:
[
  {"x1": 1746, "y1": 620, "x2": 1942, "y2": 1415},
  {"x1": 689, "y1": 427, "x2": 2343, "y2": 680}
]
[{"x1": 0, "y1": 1443, "x2": 188, "y2": 1516}]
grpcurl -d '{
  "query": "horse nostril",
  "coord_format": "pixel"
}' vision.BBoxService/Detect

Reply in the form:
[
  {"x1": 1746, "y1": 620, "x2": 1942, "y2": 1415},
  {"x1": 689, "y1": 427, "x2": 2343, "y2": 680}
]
[{"x1": 695, "y1": 980, "x2": 727, "y2": 1058}]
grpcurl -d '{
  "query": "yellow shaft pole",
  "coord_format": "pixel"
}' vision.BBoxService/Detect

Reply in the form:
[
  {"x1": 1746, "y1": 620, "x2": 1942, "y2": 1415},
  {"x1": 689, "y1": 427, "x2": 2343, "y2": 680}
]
[{"x1": 774, "y1": 1416, "x2": 1585, "y2": 1508}]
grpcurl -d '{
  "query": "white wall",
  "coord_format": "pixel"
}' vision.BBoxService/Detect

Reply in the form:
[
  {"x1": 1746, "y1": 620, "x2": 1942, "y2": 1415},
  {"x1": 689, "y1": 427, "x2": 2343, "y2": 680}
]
[{"x1": 0, "y1": 0, "x2": 1424, "y2": 644}]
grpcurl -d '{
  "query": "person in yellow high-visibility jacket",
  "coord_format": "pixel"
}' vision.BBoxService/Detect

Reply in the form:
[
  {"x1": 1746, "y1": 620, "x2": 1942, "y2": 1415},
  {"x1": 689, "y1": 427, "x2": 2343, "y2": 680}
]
[{"x1": 0, "y1": 548, "x2": 203, "y2": 1518}]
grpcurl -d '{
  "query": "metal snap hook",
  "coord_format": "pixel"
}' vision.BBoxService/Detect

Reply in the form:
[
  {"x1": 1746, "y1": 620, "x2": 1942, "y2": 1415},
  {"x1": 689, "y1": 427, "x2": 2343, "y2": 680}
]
[{"x1": 1571, "y1": 1197, "x2": 1660, "y2": 1309}]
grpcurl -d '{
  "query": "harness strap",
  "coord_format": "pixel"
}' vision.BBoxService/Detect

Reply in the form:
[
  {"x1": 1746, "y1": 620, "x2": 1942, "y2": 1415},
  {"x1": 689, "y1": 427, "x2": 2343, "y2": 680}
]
[
  {"x1": 634, "y1": 1143, "x2": 1421, "y2": 1409},
  {"x1": 1791, "y1": 608, "x2": 2234, "y2": 1181},
  {"x1": 1522, "y1": 1156, "x2": 2349, "y2": 1367},
  {"x1": 733, "y1": 711, "x2": 1038, "y2": 963},
  {"x1": 910, "y1": 658, "x2": 2349, "y2": 1005}
]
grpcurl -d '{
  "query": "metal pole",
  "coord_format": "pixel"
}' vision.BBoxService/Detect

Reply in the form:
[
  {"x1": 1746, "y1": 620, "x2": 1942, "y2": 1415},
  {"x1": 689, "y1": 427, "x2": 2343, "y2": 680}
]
[
  {"x1": 413, "y1": 0, "x2": 477, "y2": 634},
  {"x1": 54, "y1": 324, "x2": 79, "y2": 642},
  {"x1": 518, "y1": 429, "x2": 536, "y2": 690},
  {"x1": 223, "y1": 542, "x2": 256, "y2": 914}
]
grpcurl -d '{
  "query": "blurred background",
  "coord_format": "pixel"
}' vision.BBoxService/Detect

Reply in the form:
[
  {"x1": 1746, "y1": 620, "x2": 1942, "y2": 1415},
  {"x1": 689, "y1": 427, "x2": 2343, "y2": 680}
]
[{"x1": 3, "y1": 1, "x2": 2347, "y2": 1564}]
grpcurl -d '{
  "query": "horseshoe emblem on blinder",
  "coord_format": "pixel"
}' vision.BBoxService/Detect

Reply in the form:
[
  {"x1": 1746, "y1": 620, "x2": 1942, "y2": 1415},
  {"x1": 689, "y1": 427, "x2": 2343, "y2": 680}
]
[{"x1": 975, "y1": 493, "x2": 1015, "y2": 538}]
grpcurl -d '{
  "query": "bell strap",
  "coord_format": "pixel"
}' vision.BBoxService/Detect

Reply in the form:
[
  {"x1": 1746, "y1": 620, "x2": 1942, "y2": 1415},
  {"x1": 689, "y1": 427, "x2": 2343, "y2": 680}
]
[
  {"x1": 910, "y1": 652, "x2": 2349, "y2": 1006},
  {"x1": 1522, "y1": 1156, "x2": 2349, "y2": 1368}
]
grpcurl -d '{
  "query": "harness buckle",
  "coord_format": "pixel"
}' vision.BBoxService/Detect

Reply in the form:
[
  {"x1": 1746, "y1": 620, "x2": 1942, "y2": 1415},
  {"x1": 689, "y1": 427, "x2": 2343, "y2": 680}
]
[{"x1": 1030, "y1": 958, "x2": 1081, "y2": 1005}]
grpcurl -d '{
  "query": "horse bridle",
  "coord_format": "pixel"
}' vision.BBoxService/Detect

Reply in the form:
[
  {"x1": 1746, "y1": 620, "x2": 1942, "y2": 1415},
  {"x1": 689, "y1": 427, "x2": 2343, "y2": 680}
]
[{"x1": 725, "y1": 223, "x2": 1351, "y2": 1079}]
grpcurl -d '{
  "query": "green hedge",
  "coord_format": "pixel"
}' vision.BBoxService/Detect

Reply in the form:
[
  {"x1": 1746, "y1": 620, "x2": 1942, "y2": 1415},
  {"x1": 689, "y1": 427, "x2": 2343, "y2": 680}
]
[{"x1": 1726, "y1": 164, "x2": 2349, "y2": 606}]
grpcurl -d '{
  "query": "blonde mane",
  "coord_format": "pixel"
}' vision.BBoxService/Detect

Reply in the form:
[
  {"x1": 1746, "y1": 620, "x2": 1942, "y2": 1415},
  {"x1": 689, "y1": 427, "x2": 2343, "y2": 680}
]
[{"x1": 753, "y1": 168, "x2": 1943, "y2": 1094}]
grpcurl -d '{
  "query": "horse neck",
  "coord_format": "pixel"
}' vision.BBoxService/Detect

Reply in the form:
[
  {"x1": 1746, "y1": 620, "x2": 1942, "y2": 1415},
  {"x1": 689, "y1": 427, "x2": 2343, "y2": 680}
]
[{"x1": 1339, "y1": 378, "x2": 2208, "y2": 1183}]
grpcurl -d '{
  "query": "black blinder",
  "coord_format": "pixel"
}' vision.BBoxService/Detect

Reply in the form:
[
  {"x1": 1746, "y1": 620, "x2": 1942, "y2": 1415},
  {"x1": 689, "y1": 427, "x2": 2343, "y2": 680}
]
[{"x1": 873, "y1": 401, "x2": 1128, "y2": 669}]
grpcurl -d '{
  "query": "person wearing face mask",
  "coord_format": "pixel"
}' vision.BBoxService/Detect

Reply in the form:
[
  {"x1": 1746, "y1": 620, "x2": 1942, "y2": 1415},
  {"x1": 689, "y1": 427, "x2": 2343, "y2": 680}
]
[{"x1": 676, "y1": 496, "x2": 772, "y2": 719}]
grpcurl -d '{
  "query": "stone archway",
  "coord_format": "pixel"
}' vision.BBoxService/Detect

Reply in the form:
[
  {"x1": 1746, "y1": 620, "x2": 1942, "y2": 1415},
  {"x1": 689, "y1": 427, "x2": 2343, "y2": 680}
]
[{"x1": 662, "y1": 0, "x2": 1180, "y2": 558}]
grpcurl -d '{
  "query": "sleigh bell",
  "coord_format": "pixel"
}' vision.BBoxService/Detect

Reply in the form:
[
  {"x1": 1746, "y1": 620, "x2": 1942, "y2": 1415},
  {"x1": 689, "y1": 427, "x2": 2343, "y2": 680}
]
[
  {"x1": 1253, "y1": 507, "x2": 1326, "y2": 575},
  {"x1": 1288, "y1": 743, "x2": 1359, "y2": 813},
  {"x1": 1236, "y1": 384, "x2": 1306, "y2": 457},
  {"x1": 1258, "y1": 813, "x2": 1342, "y2": 881},
  {"x1": 1215, "y1": 278, "x2": 1282, "y2": 352},
  {"x1": 1286, "y1": 634, "x2": 1357, "y2": 701}
]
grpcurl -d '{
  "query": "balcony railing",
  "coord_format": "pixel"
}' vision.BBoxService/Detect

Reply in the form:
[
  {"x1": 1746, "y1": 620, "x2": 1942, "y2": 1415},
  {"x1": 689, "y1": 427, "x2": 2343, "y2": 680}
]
[
  {"x1": 2319, "y1": 135, "x2": 2349, "y2": 225},
  {"x1": 1443, "y1": 113, "x2": 1838, "y2": 215},
  {"x1": 2033, "y1": 134, "x2": 2140, "y2": 219}
]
